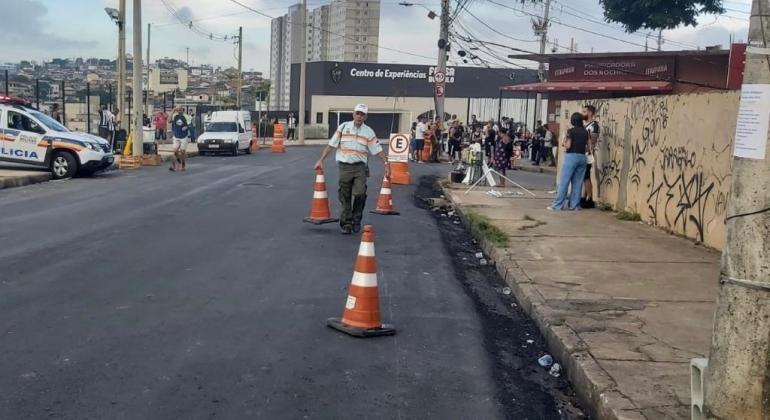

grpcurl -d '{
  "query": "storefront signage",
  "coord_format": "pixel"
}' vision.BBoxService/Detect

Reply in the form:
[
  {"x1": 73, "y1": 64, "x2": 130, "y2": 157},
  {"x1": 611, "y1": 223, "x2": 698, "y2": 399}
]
[
  {"x1": 346, "y1": 66, "x2": 456, "y2": 84},
  {"x1": 549, "y1": 57, "x2": 675, "y2": 82}
]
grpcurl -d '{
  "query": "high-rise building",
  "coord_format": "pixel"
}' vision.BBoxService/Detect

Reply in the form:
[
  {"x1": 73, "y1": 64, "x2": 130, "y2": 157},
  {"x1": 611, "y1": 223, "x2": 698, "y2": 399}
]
[{"x1": 269, "y1": 0, "x2": 381, "y2": 111}]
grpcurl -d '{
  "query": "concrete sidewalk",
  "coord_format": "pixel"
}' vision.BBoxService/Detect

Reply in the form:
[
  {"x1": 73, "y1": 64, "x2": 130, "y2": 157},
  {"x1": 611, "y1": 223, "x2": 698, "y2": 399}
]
[
  {"x1": 0, "y1": 168, "x2": 51, "y2": 189},
  {"x1": 443, "y1": 184, "x2": 719, "y2": 420}
]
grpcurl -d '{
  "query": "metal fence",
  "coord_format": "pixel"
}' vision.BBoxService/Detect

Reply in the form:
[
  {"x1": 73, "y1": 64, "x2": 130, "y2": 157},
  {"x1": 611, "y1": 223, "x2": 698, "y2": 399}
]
[{"x1": 2, "y1": 70, "x2": 179, "y2": 136}]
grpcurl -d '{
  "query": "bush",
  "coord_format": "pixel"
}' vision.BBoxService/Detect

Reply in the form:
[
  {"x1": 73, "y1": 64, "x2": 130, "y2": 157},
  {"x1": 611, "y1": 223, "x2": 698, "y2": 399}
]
[
  {"x1": 467, "y1": 212, "x2": 509, "y2": 248},
  {"x1": 616, "y1": 211, "x2": 642, "y2": 221}
]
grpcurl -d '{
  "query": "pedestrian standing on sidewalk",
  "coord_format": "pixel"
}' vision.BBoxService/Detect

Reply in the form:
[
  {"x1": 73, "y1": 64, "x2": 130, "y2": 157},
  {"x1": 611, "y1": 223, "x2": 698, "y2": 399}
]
[
  {"x1": 169, "y1": 106, "x2": 191, "y2": 172},
  {"x1": 154, "y1": 109, "x2": 168, "y2": 141},
  {"x1": 494, "y1": 129, "x2": 513, "y2": 187},
  {"x1": 314, "y1": 104, "x2": 391, "y2": 235},
  {"x1": 51, "y1": 103, "x2": 62, "y2": 124},
  {"x1": 548, "y1": 113, "x2": 589, "y2": 211},
  {"x1": 97, "y1": 105, "x2": 114, "y2": 141},
  {"x1": 581, "y1": 105, "x2": 600, "y2": 209},
  {"x1": 287, "y1": 113, "x2": 297, "y2": 141},
  {"x1": 546, "y1": 125, "x2": 557, "y2": 166},
  {"x1": 483, "y1": 120, "x2": 496, "y2": 160},
  {"x1": 413, "y1": 116, "x2": 427, "y2": 163}
]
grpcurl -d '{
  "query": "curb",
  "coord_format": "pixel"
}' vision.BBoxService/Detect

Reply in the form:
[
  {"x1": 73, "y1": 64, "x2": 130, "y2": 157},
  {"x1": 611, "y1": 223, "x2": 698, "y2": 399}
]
[
  {"x1": 442, "y1": 184, "x2": 631, "y2": 420},
  {"x1": 0, "y1": 172, "x2": 52, "y2": 190}
]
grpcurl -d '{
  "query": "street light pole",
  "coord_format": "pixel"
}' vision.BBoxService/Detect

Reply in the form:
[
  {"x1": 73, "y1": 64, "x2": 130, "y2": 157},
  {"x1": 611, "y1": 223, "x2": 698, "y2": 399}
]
[
  {"x1": 118, "y1": 0, "x2": 126, "y2": 132},
  {"x1": 702, "y1": 0, "x2": 770, "y2": 418},
  {"x1": 298, "y1": 0, "x2": 307, "y2": 145},
  {"x1": 132, "y1": 0, "x2": 143, "y2": 158}
]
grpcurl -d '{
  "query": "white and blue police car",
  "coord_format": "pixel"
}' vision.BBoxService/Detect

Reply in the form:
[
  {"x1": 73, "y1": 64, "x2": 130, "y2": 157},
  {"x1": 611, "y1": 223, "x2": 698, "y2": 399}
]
[{"x1": 0, "y1": 97, "x2": 114, "y2": 179}]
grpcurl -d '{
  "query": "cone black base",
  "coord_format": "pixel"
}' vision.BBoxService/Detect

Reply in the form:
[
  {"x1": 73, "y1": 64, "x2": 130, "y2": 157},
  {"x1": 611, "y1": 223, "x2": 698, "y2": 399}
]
[
  {"x1": 326, "y1": 318, "x2": 396, "y2": 338},
  {"x1": 303, "y1": 217, "x2": 340, "y2": 225},
  {"x1": 370, "y1": 210, "x2": 400, "y2": 215}
]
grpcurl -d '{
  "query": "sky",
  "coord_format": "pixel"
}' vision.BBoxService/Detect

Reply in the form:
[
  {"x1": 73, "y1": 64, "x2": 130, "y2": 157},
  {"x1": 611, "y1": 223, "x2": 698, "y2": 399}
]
[{"x1": 0, "y1": 0, "x2": 752, "y2": 74}]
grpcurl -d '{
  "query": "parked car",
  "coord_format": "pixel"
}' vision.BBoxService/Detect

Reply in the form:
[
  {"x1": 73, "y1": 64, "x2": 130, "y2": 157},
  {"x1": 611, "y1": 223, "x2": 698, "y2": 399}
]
[
  {"x1": 0, "y1": 97, "x2": 114, "y2": 179},
  {"x1": 197, "y1": 111, "x2": 252, "y2": 156}
]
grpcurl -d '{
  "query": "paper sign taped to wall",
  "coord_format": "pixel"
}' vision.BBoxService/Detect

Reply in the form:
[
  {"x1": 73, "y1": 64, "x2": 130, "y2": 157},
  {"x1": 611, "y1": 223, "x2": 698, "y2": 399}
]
[{"x1": 734, "y1": 84, "x2": 770, "y2": 160}]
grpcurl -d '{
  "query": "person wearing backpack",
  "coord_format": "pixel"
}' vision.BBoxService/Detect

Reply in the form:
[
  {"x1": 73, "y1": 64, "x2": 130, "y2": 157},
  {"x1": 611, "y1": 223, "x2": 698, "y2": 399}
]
[{"x1": 169, "y1": 106, "x2": 191, "y2": 172}]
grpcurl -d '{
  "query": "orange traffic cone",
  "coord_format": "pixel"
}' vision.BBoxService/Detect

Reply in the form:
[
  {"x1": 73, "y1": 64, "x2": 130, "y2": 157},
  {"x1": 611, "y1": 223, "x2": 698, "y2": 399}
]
[
  {"x1": 271, "y1": 138, "x2": 286, "y2": 153},
  {"x1": 303, "y1": 168, "x2": 339, "y2": 225},
  {"x1": 328, "y1": 225, "x2": 395, "y2": 337},
  {"x1": 390, "y1": 161, "x2": 411, "y2": 185},
  {"x1": 371, "y1": 176, "x2": 400, "y2": 215}
]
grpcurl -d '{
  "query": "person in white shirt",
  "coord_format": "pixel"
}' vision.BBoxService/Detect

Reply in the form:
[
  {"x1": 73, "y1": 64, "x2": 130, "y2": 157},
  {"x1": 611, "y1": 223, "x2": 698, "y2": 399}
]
[{"x1": 413, "y1": 116, "x2": 427, "y2": 163}]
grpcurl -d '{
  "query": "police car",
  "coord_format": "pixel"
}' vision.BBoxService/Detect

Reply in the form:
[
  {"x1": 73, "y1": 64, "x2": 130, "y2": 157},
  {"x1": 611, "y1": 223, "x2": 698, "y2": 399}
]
[{"x1": 0, "y1": 97, "x2": 114, "y2": 179}]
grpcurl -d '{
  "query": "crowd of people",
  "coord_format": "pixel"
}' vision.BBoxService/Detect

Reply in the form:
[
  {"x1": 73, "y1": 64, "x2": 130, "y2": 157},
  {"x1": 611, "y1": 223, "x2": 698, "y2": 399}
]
[
  {"x1": 407, "y1": 106, "x2": 601, "y2": 212},
  {"x1": 408, "y1": 113, "x2": 557, "y2": 183}
]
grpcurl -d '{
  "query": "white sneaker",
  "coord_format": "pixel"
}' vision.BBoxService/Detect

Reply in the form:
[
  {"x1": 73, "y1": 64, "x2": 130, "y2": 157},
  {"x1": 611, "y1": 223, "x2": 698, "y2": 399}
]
[{"x1": 546, "y1": 206, "x2": 556, "y2": 211}]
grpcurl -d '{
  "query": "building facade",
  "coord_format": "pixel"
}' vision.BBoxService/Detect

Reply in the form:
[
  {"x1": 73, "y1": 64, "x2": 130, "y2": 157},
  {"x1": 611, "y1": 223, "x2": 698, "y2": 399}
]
[
  {"x1": 269, "y1": 0, "x2": 381, "y2": 111},
  {"x1": 289, "y1": 61, "x2": 539, "y2": 138}
]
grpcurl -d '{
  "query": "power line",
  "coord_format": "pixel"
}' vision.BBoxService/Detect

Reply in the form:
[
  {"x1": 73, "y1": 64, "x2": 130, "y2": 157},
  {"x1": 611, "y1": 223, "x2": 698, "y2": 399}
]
[
  {"x1": 550, "y1": 0, "x2": 701, "y2": 50},
  {"x1": 226, "y1": 0, "x2": 437, "y2": 60},
  {"x1": 159, "y1": 0, "x2": 238, "y2": 42}
]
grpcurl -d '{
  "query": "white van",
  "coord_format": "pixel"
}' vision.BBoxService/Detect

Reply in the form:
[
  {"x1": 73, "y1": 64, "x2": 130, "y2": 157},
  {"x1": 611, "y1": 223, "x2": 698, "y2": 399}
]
[
  {"x1": 197, "y1": 110, "x2": 252, "y2": 156},
  {"x1": 0, "y1": 97, "x2": 114, "y2": 179}
]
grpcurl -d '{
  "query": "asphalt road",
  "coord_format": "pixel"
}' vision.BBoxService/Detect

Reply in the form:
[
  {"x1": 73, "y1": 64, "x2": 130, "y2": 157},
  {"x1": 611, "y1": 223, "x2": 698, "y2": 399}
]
[{"x1": 0, "y1": 148, "x2": 573, "y2": 419}]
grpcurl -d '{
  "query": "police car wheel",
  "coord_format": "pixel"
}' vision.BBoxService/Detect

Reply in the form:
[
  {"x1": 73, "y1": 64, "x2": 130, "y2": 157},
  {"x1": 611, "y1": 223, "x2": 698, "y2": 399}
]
[
  {"x1": 51, "y1": 151, "x2": 77, "y2": 180},
  {"x1": 245, "y1": 142, "x2": 252, "y2": 154}
]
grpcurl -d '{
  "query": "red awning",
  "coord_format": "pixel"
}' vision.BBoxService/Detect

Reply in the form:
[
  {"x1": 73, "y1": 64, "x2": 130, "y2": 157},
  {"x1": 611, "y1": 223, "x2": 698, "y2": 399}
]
[{"x1": 501, "y1": 81, "x2": 673, "y2": 93}]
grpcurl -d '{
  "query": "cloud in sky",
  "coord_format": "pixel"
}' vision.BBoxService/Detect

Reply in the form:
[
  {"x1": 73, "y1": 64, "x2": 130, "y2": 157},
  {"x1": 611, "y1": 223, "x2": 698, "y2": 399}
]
[
  {"x1": 0, "y1": 0, "x2": 98, "y2": 59},
  {"x1": 0, "y1": 0, "x2": 751, "y2": 74}
]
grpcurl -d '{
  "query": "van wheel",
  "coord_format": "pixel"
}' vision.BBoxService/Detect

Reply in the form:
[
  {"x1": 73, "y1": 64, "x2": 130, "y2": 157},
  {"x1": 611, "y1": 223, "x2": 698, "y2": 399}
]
[
  {"x1": 245, "y1": 141, "x2": 252, "y2": 154},
  {"x1": 232, "y1": 145, "x2": 239, "y2": 157},
  {"x1": 51, "y1": 151, "x2": 77, "y2": 179}
]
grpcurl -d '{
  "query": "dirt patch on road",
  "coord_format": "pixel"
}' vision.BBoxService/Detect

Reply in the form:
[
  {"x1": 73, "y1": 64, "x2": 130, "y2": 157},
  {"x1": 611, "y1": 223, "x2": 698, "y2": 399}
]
[{"x1": 415, "y1": 176, "x2": 587, "y2": 420}]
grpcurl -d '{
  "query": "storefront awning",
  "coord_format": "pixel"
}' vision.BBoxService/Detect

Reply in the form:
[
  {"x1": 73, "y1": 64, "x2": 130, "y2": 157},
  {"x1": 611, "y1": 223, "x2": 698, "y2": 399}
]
[{"x1": 501, "y1": 81, "x2": 673, "y2": 93}]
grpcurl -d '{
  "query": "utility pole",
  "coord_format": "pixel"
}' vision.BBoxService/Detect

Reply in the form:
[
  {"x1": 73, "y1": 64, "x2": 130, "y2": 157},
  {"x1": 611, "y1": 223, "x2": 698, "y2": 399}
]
[
  {"x1": 298, "y1": 0, "x2": 307, "y2": 145},
  {"x1": 657, "y1": 29, "x2": 663, "y2": 51},
  {"x1": 435, "y1": 0, "x2": 450, "y2": 122},
  {"x1": 132, "y1": 0, "x2": 143, "y2": 158},
  {"x1": 118, "y1": 0, "x2": 126, "y2": 131},
  {"x1": 146, "y1": 22, "x2": 151, "y2": 115},
  {"x1": 703, "y1": 0, "x2": 770, "y2": 418},
  {"x1": 534, "y1": 0, "x2": 551, "y2": 126},
  {"x1": 186, "y1": 47, "x2": 190, "y2": 67},
  {"x1": 236, "y1": 26, "x2": 243, "y2": 110}
]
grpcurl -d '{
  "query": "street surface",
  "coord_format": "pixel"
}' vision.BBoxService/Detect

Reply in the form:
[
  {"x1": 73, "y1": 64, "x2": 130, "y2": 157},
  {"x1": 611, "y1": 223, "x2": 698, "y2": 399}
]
[{"x1": 0, "y1": 148, "x2": 581, "y2": 419}]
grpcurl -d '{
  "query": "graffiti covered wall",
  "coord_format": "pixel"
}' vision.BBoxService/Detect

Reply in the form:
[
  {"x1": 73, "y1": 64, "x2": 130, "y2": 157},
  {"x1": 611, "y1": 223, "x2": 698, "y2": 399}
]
[{"x1": 559, "y1": 91, "x2": 738, "y2": 250}]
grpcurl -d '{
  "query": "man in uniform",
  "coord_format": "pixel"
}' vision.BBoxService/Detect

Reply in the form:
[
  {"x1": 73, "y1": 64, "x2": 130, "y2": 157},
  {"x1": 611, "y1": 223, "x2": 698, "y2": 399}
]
[{"x1": 314, "y1": 104, "x2": 391, "y2": 235}]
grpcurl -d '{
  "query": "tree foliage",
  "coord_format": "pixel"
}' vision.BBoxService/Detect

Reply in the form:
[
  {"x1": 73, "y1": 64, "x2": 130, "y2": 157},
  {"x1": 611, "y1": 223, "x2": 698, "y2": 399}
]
[
  {"x1": 523, "y1": 0, "x2": 725, "y2": 32},
  {"x1": 597, "y1": 0, "x2": 725, "y2": 32}
]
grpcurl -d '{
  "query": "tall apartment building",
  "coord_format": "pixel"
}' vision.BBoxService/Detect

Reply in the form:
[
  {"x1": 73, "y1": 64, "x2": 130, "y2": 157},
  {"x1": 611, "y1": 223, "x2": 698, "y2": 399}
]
[{"x1": 269, "y1": 0, "x2": 380, "y2": 111}]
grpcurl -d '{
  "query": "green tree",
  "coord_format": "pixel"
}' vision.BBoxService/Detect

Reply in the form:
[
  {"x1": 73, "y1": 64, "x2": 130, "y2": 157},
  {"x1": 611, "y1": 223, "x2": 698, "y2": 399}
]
[
  {"x1": 524, "y1": 0, "x2": 725, "y2": 32},
  {"x1": 598, "y1": 0, "x2": 725, "y2": 32}
]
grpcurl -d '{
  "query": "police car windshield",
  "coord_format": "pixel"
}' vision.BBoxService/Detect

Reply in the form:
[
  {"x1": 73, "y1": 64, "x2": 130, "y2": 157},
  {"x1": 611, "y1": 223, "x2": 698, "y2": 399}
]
[
  {"x1": 31, "y1": 111, "x2": 68, "y2": 132},
  {"x1": 206, "y1": 122, "x2": 238, "y2": 132}
]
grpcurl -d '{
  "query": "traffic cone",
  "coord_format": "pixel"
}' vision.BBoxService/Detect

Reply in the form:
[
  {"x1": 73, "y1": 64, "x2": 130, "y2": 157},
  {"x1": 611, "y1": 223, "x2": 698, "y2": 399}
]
[
  {"x1": 371, "y1": 176, "x2": 400, "y2": 215},
  {"x1": 327, "y1": 225, "x2": 396, "y2": 338},
  {"x1": 271, "y1": 137, "x2": 286, "y2": 153},
  {"x1": 390, "y1": 161, "x2": 411, "y2": 185},
  {"x1": 303, "y1": 168, "x2": 339, "y2": 225}
]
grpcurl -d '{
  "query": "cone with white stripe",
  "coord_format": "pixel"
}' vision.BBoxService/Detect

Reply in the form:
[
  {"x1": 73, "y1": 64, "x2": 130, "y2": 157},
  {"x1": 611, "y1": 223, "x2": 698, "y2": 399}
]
[
  {"x1": 327, "y1": 225, "x2": 396, "y2": 337},
  {"x1": 303, "y1": 168, "x2": 339, "y2": 225},
  {"x1": 371, "y1": 176, "x2": 400, "y2": 215}
]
